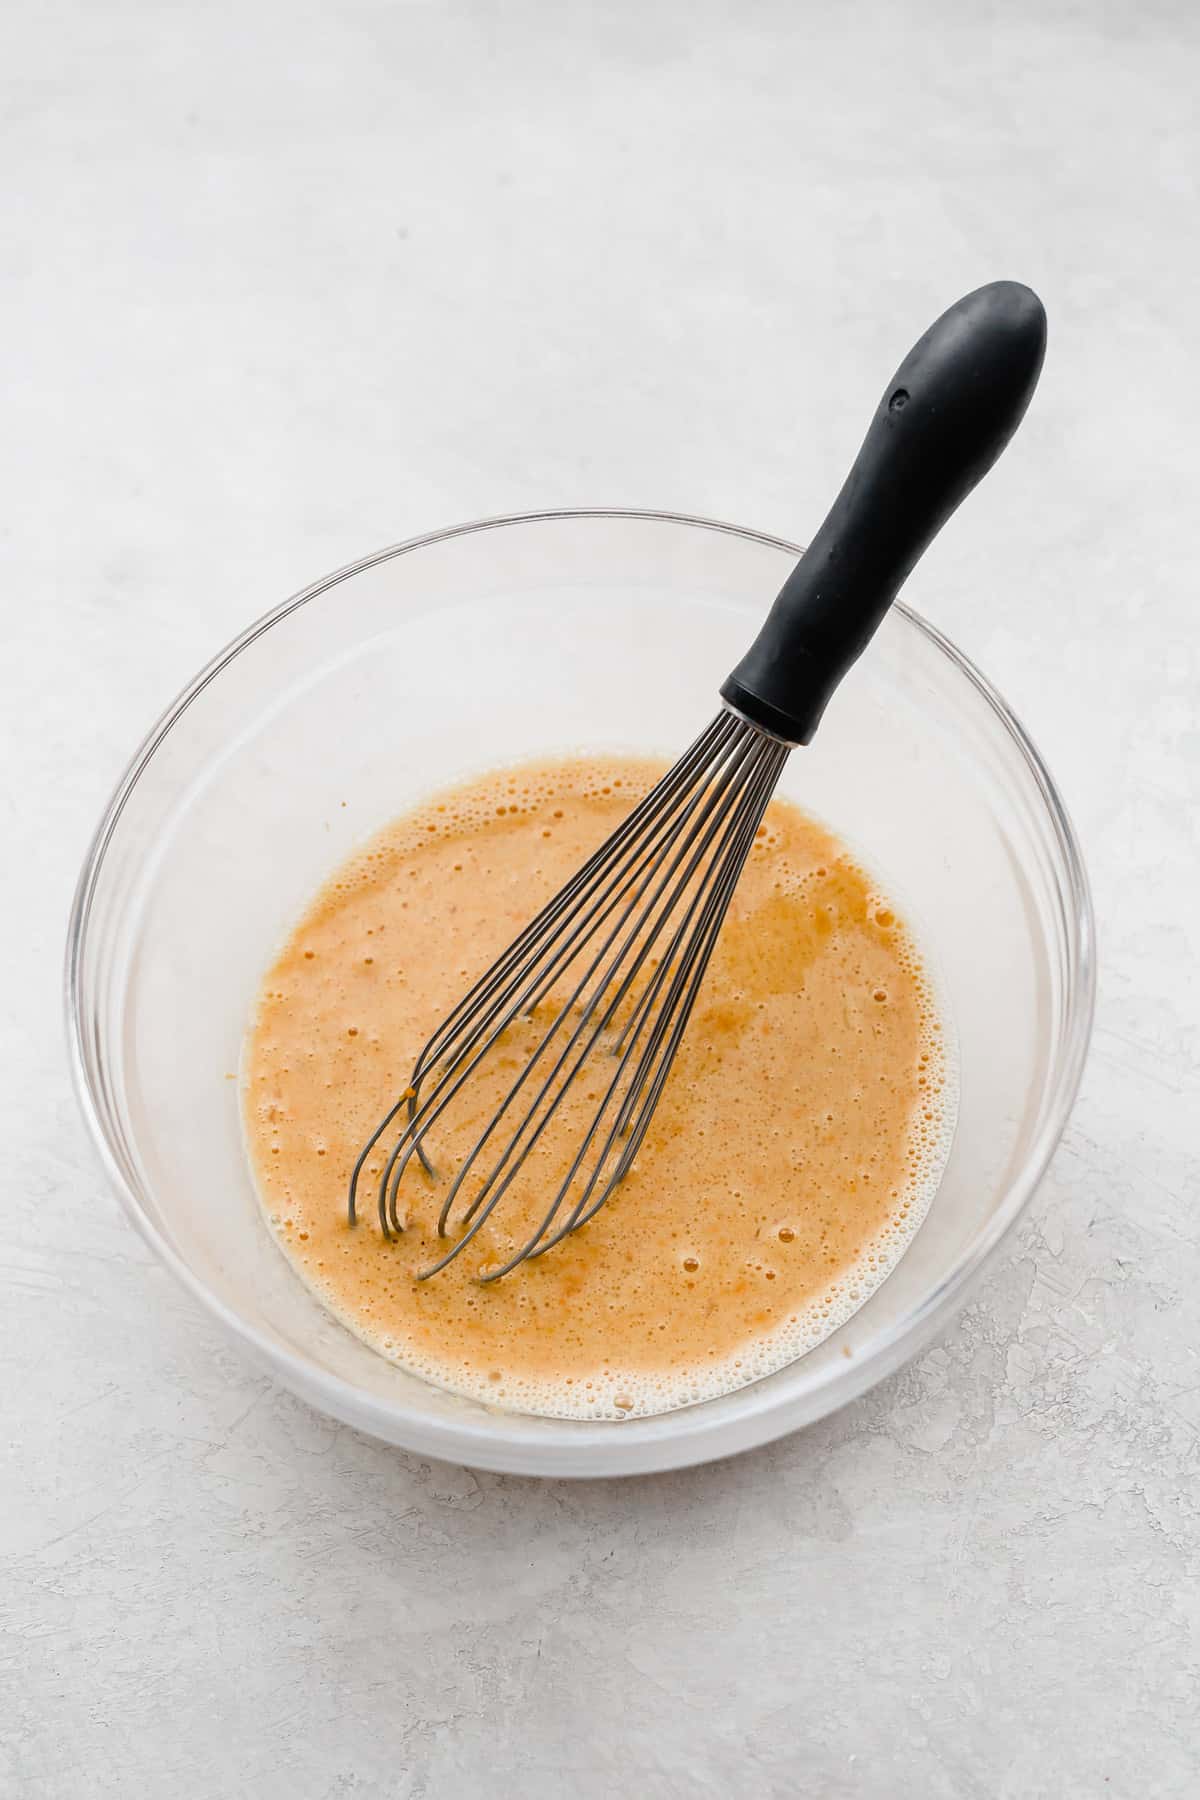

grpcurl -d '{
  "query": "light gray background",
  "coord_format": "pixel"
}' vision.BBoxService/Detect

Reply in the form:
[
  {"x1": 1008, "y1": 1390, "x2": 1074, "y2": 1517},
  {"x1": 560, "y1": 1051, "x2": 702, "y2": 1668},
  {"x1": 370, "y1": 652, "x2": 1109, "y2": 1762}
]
[{"x1": 3, "y1": 2, "x2": 1197, "y2": 1795}]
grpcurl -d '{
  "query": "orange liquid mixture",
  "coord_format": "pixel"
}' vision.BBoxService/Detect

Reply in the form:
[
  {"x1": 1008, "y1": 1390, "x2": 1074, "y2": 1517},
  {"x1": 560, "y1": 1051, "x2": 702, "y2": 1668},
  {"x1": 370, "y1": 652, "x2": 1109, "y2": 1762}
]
[{"x1": 243, "y1": 756, "x2": 951, "y2": 1418}]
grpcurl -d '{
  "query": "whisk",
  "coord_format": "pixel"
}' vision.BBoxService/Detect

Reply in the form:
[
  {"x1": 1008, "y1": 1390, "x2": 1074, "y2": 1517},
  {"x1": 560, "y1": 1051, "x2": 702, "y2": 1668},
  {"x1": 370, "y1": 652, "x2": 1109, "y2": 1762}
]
[{"x1": 349, "y1": 280, "x2": 1047, "y2": 1279}]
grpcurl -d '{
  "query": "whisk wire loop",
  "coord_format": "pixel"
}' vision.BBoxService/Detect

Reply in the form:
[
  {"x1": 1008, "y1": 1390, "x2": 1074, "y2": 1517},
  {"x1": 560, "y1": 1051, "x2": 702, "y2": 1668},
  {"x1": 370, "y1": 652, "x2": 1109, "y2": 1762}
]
[
  {"x1": 381, "y1": 715, "x2": 744, "y2": 1230},
  {"x1": 349, "y1": 708, "x2": 791, "y2": 1278}
]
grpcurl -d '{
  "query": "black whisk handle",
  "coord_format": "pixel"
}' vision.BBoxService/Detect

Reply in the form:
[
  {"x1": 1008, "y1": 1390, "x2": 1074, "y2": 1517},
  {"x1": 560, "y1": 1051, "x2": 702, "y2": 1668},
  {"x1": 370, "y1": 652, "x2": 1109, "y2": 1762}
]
[{"x1": 720, "y1": 280, "x2": 1047, "y2": 744}]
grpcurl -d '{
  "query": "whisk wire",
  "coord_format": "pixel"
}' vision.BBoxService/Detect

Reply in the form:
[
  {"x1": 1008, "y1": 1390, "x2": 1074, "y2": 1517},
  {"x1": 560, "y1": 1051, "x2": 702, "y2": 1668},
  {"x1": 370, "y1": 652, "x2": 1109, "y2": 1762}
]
[
  {"x1": 378, "y1": 714, "x2": 747, "y2": 1235},
  {"x1": 514, "y1": 733, "x2": 789, "y2": 1275},
  {"x1": 359, "y1": 717, "x2": 728, "y2": 1231},
  {"x1": 412, "y1": 721, "x2": 771, "y2": 1277},
  {"x1": 443, "y1": 729, "x2": 768, "y2": 1225},
  {"x1": 350, "y1": 708, "x2": 793, "y2": 1277}
]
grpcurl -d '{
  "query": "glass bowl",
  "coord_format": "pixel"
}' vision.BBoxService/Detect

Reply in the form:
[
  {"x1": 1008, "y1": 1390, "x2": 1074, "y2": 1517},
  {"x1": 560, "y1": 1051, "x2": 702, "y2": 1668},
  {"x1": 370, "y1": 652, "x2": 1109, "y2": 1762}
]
[{"x1": 66, "y1": 511, "x2": 1094, "y2": 1477}]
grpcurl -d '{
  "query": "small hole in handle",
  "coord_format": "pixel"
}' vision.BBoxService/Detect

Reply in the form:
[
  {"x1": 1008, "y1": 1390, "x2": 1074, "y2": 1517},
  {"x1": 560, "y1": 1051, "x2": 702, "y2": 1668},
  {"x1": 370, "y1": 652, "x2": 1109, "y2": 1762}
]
[{"x1": 888, "y1": 387, "x2": 910, "y2": 413}]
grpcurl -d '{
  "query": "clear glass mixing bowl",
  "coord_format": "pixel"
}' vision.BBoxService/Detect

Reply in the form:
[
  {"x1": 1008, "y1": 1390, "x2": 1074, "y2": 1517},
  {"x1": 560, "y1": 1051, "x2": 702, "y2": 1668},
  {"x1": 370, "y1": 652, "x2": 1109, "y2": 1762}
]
[{"x1": 67, "y1": 511, "x2": 1094, "y2": 1476}]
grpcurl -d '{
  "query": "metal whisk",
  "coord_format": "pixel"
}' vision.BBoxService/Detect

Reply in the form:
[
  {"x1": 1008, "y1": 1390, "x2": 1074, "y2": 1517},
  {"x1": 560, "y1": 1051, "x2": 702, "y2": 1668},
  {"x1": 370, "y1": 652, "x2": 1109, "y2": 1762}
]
[{"x1": 349, "y1": 281, "x2": 1047, "y2": 1278}]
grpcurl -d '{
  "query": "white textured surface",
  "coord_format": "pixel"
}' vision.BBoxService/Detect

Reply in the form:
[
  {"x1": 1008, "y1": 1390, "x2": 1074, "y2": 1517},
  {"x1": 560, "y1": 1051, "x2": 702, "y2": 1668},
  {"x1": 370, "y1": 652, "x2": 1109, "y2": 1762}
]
[{"x1": 3, "y1": 1, "x2": 1198, "y2": 1793}]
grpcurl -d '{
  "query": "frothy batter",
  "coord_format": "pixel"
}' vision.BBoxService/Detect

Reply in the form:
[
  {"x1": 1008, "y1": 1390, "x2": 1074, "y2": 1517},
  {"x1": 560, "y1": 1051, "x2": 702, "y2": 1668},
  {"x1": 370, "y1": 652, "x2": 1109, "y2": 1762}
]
[{"x1": 243, "y1": 756, "x2": 953, "y2": 1419}]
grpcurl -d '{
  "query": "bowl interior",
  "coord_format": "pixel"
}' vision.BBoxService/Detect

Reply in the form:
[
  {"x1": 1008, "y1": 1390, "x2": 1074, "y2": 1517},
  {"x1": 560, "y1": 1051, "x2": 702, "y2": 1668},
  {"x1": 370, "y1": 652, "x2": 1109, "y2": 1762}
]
[{"x1": 72, "y1": 513, "x2": 1090, "y2": 1474}]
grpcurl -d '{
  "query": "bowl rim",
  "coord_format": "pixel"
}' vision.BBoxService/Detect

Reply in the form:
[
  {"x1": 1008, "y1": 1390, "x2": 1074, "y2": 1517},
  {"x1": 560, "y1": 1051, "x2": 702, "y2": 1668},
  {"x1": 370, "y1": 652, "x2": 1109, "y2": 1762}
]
[{"x1": 65, "y1": 507, "x2": 1096, "y2": 1477}]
